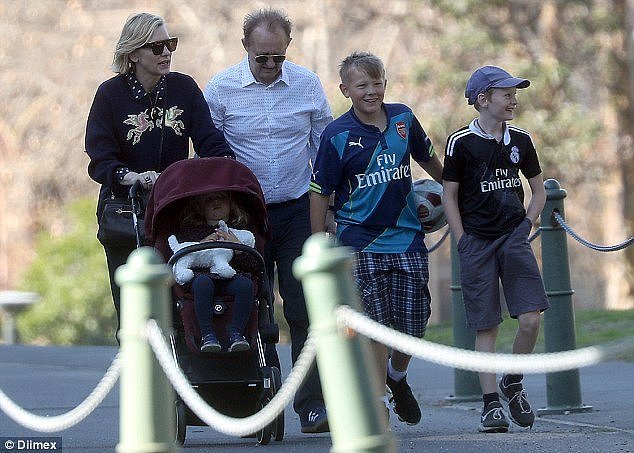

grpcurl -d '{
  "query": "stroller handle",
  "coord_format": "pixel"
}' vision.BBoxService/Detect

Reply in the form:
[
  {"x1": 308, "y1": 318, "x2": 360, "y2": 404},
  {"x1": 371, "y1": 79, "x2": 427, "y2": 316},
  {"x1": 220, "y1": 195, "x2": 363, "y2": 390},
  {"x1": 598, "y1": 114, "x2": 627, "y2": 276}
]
[
  {"x1": 129, "y1": 180, "x2": 143, "y2": 200},
  {"x1": 129, "y1": 181, "x2": 145, "y2": 249},
  {"x1": 167, "y1": 242, "x2": 266, "y2": 275}
]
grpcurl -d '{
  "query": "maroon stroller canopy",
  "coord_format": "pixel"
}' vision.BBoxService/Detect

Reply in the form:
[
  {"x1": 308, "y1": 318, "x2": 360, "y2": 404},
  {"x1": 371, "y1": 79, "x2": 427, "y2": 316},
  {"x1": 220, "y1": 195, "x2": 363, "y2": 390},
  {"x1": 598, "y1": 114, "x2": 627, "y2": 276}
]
[{"x1": 145, "y1": 157, "x2": 269, "y2": 251}]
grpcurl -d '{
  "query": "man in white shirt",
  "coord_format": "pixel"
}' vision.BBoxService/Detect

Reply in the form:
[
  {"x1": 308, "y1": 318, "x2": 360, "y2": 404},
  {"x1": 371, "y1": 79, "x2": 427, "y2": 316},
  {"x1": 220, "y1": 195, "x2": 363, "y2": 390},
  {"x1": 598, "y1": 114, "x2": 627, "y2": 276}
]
[{"x1": 204, "y1": 7, "x2": 332, "y2": 434}]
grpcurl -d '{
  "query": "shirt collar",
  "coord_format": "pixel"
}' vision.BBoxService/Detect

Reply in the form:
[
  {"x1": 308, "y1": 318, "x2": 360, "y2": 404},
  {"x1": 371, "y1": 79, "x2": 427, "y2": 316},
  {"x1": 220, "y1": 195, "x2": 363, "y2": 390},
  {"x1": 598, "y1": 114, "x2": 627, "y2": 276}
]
[
  {"x1": 126, "y1": 71, "x2": 166, "y2": 101},
  {"x1": 469, "y1": 118, "x2": 511, "y2": 145},
  {"x1": 240, "y1": 55, "x2": 289, "y2": 88},
  {"x1": 348, "y1": 104, "x2": 388, "y2": 131}
]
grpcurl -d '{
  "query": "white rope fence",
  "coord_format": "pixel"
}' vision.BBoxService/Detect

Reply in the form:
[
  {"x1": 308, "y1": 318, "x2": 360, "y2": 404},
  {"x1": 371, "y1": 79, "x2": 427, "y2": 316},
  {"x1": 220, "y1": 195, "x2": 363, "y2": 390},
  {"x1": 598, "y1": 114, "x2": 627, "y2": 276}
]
[
  {"x1": 337, "y1": 305, "x2": 634, "y2": 374},
  {"x1": 2, "y1": 308, "x2": 634, "y2": 434},
  {"x1": 145, "y1": 319, "x2": 317, "y2": 437},
  {"x1": 0, "y1": 353, "x2": 121, "y2": 432}
]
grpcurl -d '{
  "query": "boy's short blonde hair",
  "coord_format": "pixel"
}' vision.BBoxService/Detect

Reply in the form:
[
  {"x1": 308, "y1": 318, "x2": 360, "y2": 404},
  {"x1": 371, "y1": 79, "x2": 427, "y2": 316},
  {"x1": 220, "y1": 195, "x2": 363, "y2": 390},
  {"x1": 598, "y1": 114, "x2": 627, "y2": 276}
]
[
  {"x1": 474, "y1": 90, "x2": 493, "y2": 112},
  {"x1": 338, "y1": 51, "x2": 385, "y2": 84}
]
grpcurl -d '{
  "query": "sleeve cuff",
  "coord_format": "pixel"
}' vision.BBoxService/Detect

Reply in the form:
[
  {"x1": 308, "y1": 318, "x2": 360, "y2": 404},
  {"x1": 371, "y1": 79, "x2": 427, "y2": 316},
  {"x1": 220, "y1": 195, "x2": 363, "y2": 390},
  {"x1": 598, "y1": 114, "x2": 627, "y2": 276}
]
[{"x1": 114, "y1": 166, "x2": 130, "y2": 182}]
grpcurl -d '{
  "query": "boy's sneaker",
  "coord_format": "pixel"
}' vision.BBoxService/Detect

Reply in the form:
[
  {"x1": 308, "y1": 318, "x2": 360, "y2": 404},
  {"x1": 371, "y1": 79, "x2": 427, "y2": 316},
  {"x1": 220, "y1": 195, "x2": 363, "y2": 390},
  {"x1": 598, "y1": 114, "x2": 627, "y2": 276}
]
[
  {"x1": 499, "y1": 376, "x2": 535, "y2": 428},
  {"x1": 228, "y1": 332, "x2": 250, "y2": 352},
  {"x1": 200, "y1": 333, "x2": 221, "y2": 353},
  {"x1": 386, "y1": 375, "x2": 421, "y2": 425},
  {"x1": 479, "y1": 401, "x2": 509, "y2": 433}
]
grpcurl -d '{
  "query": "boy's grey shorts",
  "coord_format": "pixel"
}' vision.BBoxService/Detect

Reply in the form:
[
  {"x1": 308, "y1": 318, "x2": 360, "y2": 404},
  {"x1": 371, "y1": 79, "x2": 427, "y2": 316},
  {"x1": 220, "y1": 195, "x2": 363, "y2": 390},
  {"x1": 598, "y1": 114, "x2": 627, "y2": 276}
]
[
  {"x1": 457, "y1": 217, "x2": 549, "y2": 331},
  {"x1": 352, "y1": 251, "x2": 431, "y2": 338}
]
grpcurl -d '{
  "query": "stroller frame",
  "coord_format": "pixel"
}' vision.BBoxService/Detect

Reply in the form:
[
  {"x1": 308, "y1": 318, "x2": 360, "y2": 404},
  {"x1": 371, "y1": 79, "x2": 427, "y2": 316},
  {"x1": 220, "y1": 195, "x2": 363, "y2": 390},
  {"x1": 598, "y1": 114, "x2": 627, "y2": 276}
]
[
  {"x1": 134, "y1": 157, "x2": 284, "y2": 446},
  {"x1": 165, "y1": 241, "x2": 283, "y2": 445}
]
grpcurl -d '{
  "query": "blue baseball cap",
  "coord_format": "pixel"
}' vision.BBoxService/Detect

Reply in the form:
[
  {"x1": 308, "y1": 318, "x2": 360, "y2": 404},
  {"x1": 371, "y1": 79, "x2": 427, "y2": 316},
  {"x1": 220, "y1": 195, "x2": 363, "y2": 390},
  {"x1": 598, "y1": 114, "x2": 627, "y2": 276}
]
[{"x1": 465, "y1": 66, "x2": 530, "y2": 105}]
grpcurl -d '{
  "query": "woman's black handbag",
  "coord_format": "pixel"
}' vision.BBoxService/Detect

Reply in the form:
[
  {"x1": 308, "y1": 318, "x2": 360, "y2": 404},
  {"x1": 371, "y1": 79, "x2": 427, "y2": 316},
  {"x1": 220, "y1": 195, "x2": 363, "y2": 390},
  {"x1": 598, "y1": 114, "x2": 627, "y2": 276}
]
[{"x1": 97, "y1": 186, "x2": 145, "y2": 248}]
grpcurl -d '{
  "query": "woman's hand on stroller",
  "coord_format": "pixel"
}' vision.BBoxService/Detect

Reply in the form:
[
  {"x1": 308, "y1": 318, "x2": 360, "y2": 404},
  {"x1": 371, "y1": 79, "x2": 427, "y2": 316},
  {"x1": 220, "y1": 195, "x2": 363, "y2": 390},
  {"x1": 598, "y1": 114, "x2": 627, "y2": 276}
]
[{"x1": 120, "y1": 170, "x2": 160, "y2": 191}]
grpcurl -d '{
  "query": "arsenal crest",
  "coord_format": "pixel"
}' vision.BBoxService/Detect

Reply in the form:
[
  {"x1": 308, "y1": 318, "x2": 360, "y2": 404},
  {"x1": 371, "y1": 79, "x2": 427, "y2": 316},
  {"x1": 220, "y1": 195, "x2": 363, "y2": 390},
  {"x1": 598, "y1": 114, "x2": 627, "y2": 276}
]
[{"x1": 396, "y1": 121, "x2": 407, "y2": 139}]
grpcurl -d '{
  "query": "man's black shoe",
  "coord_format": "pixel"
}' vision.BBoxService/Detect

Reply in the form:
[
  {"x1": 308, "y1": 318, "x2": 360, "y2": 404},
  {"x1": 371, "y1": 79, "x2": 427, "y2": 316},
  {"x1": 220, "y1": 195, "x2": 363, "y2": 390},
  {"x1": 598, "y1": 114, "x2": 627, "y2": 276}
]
[{"x1": 300, "y1": 405, "x2": 329, "y2": 433}]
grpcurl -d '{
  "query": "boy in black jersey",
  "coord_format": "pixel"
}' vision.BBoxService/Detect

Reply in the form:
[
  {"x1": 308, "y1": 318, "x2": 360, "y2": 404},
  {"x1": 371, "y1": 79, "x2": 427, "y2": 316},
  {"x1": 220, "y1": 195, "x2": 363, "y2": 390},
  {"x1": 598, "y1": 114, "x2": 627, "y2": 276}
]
[{"x1": 442, "y1": 66, "x2": 549, "y2": 433}]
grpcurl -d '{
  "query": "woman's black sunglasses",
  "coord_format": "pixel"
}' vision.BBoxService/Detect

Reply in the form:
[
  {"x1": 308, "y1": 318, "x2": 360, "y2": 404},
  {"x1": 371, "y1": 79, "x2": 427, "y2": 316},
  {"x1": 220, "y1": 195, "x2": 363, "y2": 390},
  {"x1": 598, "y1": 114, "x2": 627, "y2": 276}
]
[
  {"x1": 254, "y1": 54, "x2": 286, "y2": 64},
  {"x1": 141, "y1": 37, "x2": 178, "y2": 55}
]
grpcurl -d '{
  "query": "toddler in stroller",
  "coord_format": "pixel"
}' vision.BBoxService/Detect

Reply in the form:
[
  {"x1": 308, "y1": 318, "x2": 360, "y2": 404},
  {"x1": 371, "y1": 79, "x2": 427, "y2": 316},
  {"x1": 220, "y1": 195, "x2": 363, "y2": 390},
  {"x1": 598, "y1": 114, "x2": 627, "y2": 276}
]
[
  {"x1": 169, "y1": 191, "x2": 257, "y2": 353},
  {"x1": 144, "y1": 157, "x2": 283, "y2": 445}
]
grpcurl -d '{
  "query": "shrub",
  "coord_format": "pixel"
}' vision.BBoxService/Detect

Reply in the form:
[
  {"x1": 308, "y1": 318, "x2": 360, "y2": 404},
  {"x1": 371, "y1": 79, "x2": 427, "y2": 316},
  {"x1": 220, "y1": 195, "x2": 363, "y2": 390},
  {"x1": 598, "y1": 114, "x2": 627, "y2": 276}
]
[{"x1": 16, "y1": 198, "x2": 117, "y2": 345}]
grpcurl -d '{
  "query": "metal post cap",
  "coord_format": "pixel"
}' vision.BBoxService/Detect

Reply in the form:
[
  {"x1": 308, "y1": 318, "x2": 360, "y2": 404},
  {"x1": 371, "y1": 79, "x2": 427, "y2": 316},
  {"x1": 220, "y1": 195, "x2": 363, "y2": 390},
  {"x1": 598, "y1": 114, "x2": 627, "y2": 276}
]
[
  {"x1": 544, "y1": 178, "x2": 567, "y2": 200},
  {"x1": 293, "y1": 233, "x2": 354, "y2": 278},
  {"x1": 115, "y1": 247, "x2": 172, "y2": 286}
]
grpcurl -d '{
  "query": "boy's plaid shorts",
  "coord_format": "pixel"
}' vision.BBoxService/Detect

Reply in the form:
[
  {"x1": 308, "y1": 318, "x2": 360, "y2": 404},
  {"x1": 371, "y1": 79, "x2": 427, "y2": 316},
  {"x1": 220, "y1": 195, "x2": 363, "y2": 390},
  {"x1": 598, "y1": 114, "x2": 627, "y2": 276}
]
[{"x1": 352, "y1": 251, "x2": 431, "y2": 338}]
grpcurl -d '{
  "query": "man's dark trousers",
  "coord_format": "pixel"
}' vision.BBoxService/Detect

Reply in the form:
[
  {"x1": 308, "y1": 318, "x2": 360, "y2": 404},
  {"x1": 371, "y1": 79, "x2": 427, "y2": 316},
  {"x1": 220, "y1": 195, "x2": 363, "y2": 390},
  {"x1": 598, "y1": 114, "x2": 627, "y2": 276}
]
[{"x1": 265, "y1": 193, "x2": 324, "y2": 415}]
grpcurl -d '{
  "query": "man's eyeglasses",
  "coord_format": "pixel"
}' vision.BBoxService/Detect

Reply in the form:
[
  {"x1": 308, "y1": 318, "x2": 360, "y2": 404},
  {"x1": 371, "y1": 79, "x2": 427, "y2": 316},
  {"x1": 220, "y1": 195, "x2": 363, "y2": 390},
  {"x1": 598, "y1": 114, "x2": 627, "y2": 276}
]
[
  {"x1": 254, "y1": 54, "x2": 286, "y2": 64},
  {"x1": 141, "y1": 37, "x2": 178, "y2": 55}
]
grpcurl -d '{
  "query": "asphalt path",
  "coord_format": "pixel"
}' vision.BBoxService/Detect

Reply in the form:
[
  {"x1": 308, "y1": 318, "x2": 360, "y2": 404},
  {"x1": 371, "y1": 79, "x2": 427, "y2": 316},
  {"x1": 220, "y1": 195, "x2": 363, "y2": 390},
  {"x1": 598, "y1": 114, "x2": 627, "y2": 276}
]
[{"x1": 1, "y1": 343, "x2": 633, "y2": 452}]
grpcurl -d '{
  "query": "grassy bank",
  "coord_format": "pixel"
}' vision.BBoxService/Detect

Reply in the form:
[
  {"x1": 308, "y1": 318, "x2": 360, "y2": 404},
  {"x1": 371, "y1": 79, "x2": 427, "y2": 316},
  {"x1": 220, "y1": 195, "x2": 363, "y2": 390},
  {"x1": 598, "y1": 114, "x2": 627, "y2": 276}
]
[{"x1": 425, "y1": 308, "x2": 634, "y2": 362}]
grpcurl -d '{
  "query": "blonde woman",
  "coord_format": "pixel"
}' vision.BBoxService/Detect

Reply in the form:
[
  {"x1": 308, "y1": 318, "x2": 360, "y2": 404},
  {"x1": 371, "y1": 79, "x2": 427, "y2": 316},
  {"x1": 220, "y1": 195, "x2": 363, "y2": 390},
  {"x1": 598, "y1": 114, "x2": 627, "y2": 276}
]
[{"x1": 85, "y1": 12, "x2": 234, "y2": 338}]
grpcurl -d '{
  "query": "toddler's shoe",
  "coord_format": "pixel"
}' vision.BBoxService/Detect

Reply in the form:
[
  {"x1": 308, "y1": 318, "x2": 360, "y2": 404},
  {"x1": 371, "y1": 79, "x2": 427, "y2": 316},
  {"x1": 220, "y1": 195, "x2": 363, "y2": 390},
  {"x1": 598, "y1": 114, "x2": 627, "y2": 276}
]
[
  {"x1": 200, "y1": 333, "x2": 221, "y2": 353},
  {"x1": 228, "y1": 332, "x2": 250, "y2": 352}
]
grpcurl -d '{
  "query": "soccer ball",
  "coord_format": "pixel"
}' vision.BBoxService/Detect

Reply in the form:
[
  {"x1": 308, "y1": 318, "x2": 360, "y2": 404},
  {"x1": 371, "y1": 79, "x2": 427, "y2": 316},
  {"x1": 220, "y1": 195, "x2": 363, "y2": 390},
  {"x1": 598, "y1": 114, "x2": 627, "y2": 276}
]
[{"x1": 412, "y1": 178, "x2": 447, "y2": 233}]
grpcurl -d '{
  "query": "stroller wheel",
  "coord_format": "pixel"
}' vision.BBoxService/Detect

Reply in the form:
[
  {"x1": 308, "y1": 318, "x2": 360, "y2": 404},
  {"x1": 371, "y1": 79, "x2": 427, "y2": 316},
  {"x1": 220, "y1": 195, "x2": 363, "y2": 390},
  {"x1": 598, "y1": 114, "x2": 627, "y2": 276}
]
[
  {"x1": 271, "y1": 366, "x2": 284, "y2": 441},
  {"x1": 256, "y1": 397, "x2": 272, "y2": 445},
  {"x1": 175, "y1": 398, "x2": 187, "y2": 445}
]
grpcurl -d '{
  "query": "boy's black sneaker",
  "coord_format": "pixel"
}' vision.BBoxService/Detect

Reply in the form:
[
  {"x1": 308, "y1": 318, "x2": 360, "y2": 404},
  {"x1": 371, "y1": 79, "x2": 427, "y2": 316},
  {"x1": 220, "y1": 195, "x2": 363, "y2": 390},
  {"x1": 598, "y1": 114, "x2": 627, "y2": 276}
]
[
  {"x1": 386, "y1": 375, "x2": 421, "y2": 425},
  {"x1": 499, "y1": 376, "x2": 535, "y2": 428},
  {"x1": 478, "y1": 401, "x2": 509, "y2": 433}
]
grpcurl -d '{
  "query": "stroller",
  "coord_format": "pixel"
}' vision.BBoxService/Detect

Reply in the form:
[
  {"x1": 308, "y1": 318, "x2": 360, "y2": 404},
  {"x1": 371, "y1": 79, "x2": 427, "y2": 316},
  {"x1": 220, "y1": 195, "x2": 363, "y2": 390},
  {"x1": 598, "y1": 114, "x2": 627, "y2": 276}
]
[{"x1": 142, "y1": 157, "x2": 284, "y2": 445}]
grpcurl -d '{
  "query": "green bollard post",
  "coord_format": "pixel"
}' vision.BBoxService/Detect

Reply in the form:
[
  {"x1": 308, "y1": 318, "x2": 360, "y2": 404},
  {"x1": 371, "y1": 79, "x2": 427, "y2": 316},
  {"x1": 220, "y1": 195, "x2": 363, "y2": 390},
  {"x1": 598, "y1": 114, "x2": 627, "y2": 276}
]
[
  {"x1": 537, "y1": 179, "x2": 592, "y2": 415},
  {"x1": 293, "y1": 234, "x2": 395, "y2": 453},
  {"x1": 446, "y1": 236, "x2": 481, "y2": 403},
  {"x1": 115, "y1": 247, "x2": 178, "y2": 453}
]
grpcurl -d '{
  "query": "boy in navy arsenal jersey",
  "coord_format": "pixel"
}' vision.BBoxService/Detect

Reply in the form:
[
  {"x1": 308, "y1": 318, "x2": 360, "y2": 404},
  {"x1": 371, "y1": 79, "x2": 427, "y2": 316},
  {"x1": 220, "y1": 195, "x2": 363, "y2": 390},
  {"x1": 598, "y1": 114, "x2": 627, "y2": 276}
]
[
  {"x1": 442, "y1": 66, "x2": 549, "y2": 433},
  {"x1": 310, "y1": 51, "x2": 443, "y2": 426}
]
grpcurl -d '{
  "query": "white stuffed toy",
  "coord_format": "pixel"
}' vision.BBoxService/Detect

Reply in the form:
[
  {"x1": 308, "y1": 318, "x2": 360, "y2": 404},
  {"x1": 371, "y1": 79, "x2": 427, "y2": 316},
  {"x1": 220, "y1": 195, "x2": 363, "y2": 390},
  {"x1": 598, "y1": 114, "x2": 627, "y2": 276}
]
[{"x1": 168, "y1": 220, "x2": 255, "y2": 285}]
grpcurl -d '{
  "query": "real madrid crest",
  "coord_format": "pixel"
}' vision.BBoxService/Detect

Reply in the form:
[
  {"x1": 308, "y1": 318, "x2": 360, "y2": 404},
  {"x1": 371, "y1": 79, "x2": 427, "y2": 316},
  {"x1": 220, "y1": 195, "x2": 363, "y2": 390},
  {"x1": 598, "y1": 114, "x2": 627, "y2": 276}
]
[{"x1": 510, "y1": 145, "x2": 520, "y2": 164}]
